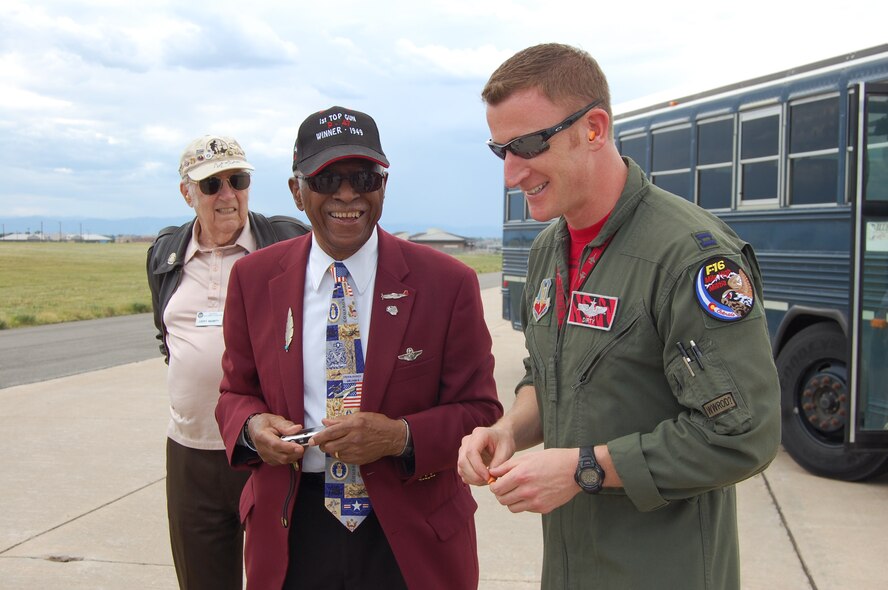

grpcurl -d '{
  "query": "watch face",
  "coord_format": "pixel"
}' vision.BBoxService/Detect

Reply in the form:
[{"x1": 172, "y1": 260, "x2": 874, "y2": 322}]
[{"x1": 580, "y1": 468, "x2": 601, "y2": 487}]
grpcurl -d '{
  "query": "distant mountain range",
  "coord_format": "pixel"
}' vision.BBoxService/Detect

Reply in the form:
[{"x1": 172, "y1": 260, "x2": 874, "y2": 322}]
[{"x1": 0, "y1": 216, "x2": 502, "y2": 239}]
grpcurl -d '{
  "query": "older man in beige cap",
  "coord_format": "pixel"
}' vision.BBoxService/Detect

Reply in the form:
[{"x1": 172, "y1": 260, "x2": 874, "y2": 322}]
[{"x1": 147, "y1": 135, "x2": 309, "y2": 590}]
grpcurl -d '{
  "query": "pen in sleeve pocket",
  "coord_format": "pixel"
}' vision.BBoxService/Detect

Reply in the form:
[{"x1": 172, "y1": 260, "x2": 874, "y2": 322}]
[
  {"x1": 675, "y1": 342, "x2": 696, "y2": 377},
  {"x1": 689, "y1": 340, "x2": 705, "y2": 371}
]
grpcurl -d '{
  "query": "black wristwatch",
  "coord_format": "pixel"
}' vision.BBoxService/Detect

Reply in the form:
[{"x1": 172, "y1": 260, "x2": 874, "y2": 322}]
[{"x1": 574, "y1": 446, "x2": 605, "y2": 494}]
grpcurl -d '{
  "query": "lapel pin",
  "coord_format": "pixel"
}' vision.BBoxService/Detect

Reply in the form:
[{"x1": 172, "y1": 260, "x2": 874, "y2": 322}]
[
  {"x1": 167, "y1": 252, "x2": 177, "y2": 265},
  {"x1": 381, "y1": 290, "x2": 408, "y2": 300},
  {"x1": 284, "y1": 308, "x2": 294, "y2": 351},
  {"x1": 398, "y1": 347, "x2": 423, "y2": 362},
  {"x1": 386, "y1": 305, "x2": 398, "y2": 316}
]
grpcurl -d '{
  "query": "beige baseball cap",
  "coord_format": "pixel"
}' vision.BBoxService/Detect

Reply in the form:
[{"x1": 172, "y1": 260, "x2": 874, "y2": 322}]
[{"x1": 178, "y1": 135, "x2": 255, "y2": 181}]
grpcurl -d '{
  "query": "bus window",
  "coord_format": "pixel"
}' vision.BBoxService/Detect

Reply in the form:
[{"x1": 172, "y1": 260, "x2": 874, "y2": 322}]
[
  {"x1": 651, "y1": 125, "x2": 691, "y2": 201},
  {"x1": 740, "y1": 107, "x2": 781, "y2": 205},
  {"x1": 653, "y1": 172, "x2": 692, "y2": 200},
  {"x1": 865, "y1": 94, "x2": 888, "y2": 201},
  {"x1": 789, "y1": 96, "x2": 840, "y2": 205},
  {"x1": 696, "y1": 117, "x2": 734, "y2": 210},
  {"x1": 619, "y1": 134, "x2": 648, "y2": 171},
  {"x1": 506, "y1": 190, "x2": 525, "y2": 222}
]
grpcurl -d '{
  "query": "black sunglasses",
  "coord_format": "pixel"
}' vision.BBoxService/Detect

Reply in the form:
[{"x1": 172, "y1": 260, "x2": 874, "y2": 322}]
[
  {"x1": 487, "y1": 99, "x2": 603, "y2": 160},
  {"x1": 198, "y1": 172, "x2": 251, "y2": 195},
  {"x1": 298, "y1": 170, "x2": 385, "y2": 194}
]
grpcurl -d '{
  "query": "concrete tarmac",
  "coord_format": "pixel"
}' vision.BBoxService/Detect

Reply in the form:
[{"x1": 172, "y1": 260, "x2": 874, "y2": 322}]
[{"x1": 1, "y1": 286, "x2": 886, "y2": 589}]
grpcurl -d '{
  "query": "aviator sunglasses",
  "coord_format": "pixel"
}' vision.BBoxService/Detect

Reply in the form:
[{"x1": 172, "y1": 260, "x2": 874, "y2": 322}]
[
  {"x1": 487, "y1": 99, "x2": 603, "y2": 160},
  {"x1": 197, "y1": 172, "x2": 251, "y2": 195},
  {"x1": 298, "y1": 170, "x2": 385, "y2": 194}
]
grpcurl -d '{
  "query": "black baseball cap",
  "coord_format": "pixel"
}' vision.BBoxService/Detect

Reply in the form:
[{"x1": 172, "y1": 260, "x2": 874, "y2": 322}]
[{"x1": 293, "y1": 106, "x2": 389, "y2": 176}]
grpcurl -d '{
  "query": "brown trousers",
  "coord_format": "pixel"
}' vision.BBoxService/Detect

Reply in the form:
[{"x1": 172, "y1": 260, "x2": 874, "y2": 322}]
[{"x1": 166, "y1": 438, "x2": 250, "y2": 590}]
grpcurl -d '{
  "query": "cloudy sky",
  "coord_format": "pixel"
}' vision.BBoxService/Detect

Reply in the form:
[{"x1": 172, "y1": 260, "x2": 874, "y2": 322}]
[{"x1": 2, "y1": 0, "x2": 886, "y2": 236}]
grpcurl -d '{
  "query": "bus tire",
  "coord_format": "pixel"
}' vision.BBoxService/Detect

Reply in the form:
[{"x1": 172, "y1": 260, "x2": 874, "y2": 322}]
[{"x1": 777, "y1": 322, "x2": 888, "y2": 481}]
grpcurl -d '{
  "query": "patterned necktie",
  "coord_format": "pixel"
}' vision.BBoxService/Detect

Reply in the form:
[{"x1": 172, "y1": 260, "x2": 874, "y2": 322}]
[{"x1": 324, "y1": 262, "x2": 371, "y2": 531}]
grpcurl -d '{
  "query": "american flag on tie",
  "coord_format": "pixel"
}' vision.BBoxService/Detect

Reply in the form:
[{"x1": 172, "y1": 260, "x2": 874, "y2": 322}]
[
  {"x1": 330, "y1": 264, "x2": 354, "y2": 296},
  {"x1": 342, "y1": 381, "x2": 362, "y2": 410}
]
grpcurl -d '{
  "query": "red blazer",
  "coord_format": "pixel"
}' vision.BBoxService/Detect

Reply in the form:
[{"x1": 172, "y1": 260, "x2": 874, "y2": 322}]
[{"x1": 216, "y1": 228, "x2": 502, "y2": 589}]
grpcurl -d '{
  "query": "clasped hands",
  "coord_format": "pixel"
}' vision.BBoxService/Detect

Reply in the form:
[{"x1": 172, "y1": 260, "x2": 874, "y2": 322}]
[
  {"x1": 457, "y1": 426, "x2": 582, "y2": 514},
  {"x1": 246, "y1": 412, "x2": 407, "y2": 466}
]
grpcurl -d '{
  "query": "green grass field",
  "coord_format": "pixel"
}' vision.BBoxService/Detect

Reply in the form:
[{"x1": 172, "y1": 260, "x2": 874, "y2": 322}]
[
  {"x1": 0, "y1": 242, "x2": 501, "y2": 329},
  {"x1": 0, "y1": 242, "x2": 153, "y2": 329},
  {"x1": 452, "y1": 251, "x2": 502, "y2": 274}
]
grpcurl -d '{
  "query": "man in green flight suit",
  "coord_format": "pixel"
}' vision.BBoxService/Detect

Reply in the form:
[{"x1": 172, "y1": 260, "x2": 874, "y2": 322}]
[{"x1": 458, "y1": 43, "x2": 781, "y2": 589}]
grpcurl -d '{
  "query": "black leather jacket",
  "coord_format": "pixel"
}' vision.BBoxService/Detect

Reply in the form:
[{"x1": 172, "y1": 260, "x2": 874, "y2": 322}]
[{"x1": 146, "y1": 212, "x2": 310, "y2": 363}]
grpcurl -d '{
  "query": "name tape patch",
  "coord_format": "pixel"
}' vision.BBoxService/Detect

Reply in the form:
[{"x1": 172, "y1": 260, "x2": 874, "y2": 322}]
[{"x1": 703, "y1": 393, "x2": 738, "y2": 419}]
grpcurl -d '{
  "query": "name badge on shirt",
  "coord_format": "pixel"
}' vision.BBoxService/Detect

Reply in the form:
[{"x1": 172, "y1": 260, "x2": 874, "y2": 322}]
[{"x1": 195, "y1": 311, "x2": 223, "y2": 327}]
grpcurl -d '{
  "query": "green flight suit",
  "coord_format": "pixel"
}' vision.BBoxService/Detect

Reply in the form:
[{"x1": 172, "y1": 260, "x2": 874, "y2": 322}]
[{"x1": 518, "y1": 158, "x2": 781, "y2": 589}]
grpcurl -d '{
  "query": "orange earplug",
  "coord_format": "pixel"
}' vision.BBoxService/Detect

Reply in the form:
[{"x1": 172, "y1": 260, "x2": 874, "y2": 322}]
[{"x1": 588, "y1": 130, "x2": 597, "y2": 141}]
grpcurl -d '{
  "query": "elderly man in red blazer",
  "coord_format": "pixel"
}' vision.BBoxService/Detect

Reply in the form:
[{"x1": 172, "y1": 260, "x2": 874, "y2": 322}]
[{"x1": 216, "y1": 105, "x2": 502, "y2": 589}]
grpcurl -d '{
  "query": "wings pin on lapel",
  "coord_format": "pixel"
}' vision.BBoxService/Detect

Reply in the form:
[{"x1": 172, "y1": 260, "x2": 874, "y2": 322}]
[{"x1": 398, "y1": 347, "x2": 423, "y2": 362}]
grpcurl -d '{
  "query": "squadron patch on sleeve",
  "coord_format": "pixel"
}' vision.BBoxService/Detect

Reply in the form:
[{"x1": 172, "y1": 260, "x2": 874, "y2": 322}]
[{"x1": 694, "y1": 257, "x2": 755, "y2": 321}]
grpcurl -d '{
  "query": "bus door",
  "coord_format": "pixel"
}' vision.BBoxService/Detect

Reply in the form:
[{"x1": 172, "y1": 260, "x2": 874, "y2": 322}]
[{"x1": 851, "y1": 82, "x2": 888, "y2": 450}]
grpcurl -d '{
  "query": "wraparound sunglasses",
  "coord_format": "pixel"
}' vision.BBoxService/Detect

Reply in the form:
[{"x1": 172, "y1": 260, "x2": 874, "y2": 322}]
[{"x1": 487, "y1": 99, "x2": 602, "y2": 160}]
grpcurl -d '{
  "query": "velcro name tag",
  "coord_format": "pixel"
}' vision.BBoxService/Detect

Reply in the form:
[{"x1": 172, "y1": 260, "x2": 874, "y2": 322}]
[{"x1": 703, "y1": 393, "x2": 738, "y2": 418}]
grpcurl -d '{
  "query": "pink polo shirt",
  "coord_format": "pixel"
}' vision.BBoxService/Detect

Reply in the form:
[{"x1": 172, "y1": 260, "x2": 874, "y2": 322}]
[{"x1": 163, "y1": 218, "x2": 257, "y2": 450}]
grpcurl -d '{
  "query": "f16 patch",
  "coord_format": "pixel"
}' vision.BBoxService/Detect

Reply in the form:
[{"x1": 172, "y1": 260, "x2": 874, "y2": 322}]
[
  {"x1": 567, "y1": 292, "x2": 619, "y2": 331},
  {"x1": 694, "y1": 257, "x2": 755, "y2": 321}
]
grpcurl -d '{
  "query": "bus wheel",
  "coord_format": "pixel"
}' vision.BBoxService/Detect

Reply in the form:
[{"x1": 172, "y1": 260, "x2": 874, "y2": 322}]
[{"x1": 777, "y1": 323, "x2": 888, "y2": 481}]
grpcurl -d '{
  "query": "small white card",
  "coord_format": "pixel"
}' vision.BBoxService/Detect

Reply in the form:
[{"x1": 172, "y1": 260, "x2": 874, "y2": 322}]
[{"x1": 195, "y1": 311, "x2": 223, "y2": 327}]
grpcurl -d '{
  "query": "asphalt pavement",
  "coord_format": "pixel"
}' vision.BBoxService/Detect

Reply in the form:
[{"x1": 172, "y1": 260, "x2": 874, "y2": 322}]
[
  {"x1": 0, "y1": 314, "x2": 158, "y2": 389},
  {"x1": 1, "y1": 281, "x2": 887, "y2": 589}
]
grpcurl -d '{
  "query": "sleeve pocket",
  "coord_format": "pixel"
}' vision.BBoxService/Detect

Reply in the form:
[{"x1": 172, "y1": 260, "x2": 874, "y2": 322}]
[{"x1": 667, "y1": 343, "x2": 753, "y2": 435}]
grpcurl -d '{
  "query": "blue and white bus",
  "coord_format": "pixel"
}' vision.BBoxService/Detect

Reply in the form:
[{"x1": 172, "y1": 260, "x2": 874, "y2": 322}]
[{"x1": 501, "y1": 45, "x2": 888, "y2": 481}]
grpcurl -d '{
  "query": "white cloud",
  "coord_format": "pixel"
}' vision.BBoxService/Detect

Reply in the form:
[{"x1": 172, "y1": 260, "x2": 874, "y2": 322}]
[
  {"x1": 396, "y1": 41, "x2": 513, "y2": 79},
  {"x1": 0, "y1": 85, "x2": 71, "y2": 111},
  {"x1": 141, "y1": 125, "x2": 185, "y2": 146}
]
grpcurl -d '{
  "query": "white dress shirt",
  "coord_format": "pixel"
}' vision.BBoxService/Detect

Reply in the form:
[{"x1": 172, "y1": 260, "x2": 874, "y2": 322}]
[{"x1": 300, "y1": 227, "x2": 378, "y2": 472}]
